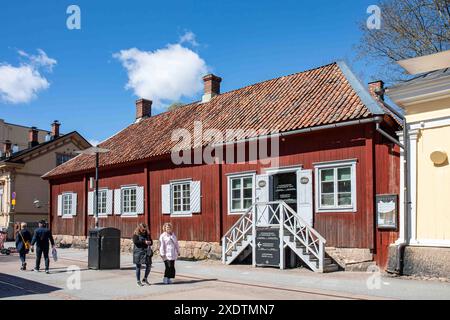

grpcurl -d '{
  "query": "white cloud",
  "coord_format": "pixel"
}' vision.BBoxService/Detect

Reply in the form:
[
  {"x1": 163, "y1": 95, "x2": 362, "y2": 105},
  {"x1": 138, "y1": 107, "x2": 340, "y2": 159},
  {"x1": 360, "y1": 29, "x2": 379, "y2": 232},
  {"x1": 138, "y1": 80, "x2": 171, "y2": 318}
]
[
  {"x1": 0, "y1": 49, "x2": 56, "y2": 104},
  {"x1": 179, "y1": 31, "x2": 199, "y2": 47},
  {"x1": 114, "y1": 33, "x2": 208, "y2": 110}
]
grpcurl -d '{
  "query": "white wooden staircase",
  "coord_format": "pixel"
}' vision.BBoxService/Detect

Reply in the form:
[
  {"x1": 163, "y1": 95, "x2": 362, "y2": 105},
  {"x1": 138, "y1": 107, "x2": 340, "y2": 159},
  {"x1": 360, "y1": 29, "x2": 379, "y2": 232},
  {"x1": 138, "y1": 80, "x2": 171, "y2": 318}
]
[{"x1": 222, "y1": 201, "x2": 339, "y2": 273}]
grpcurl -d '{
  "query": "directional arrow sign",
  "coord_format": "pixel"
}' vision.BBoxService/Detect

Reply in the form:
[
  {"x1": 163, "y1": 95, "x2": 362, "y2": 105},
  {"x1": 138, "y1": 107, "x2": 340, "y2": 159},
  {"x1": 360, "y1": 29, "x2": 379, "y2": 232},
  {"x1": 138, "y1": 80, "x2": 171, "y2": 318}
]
[{"x1": 255, "y1": 227, "x2": 280, "y2": 267}]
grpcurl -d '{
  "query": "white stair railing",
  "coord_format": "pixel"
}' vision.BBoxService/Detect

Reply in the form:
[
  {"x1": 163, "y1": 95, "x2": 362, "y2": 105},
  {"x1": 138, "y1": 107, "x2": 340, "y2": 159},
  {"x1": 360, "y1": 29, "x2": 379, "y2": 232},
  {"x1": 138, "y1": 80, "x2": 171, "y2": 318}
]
[
  {"x1": 222, "y1": 205, "x2": 254, "y2": 264},
  {"x1": 222, "y1": 201, "x2": 327, "y2": 271},
  {"x1": 281, "y1": 202, "x2": 327, "y2": 272}
]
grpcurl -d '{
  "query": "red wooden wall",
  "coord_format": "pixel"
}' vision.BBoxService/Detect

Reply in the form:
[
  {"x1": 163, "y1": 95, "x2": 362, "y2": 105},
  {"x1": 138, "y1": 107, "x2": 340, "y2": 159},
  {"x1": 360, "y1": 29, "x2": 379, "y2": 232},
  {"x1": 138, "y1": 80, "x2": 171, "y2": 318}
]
[{"x1": 48, "y1": 122, "x2": 400, "y2": 265}]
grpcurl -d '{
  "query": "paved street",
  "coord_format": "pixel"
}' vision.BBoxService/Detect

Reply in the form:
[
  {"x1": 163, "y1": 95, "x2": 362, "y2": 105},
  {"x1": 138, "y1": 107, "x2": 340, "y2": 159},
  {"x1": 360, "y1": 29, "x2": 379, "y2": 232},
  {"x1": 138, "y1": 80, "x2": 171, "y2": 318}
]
[{"x1": 1, "y1": 245, "x2": 449, "y2": 300}]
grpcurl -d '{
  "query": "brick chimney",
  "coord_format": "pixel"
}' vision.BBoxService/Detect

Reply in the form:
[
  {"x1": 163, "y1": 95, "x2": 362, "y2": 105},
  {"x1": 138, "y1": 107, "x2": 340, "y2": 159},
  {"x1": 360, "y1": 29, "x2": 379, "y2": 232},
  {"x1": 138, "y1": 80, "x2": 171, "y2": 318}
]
[
  {"x1": 368, "y1": 80, "x2": 385, "y2": 101},
  {"x1": 28, "y1": 127, "x2": 39, "y2": 148},
  {"x1": 3, "y1": 140, "x2": 12, "y2": 157},
  {"x1": 135, "y1": 99, "x2": 152, "y2": 123},
  {"x1": 51, "y1": 120, "x2": 60, "y2": 139},
  {"x1": 202, "y1": 74, "x2": 222, "y2": 103}
]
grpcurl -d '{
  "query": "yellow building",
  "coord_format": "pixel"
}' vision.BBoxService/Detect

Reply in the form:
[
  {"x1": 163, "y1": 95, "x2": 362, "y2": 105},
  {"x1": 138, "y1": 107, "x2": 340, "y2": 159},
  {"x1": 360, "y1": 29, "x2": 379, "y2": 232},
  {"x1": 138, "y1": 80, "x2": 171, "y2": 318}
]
[
  {"x1": 388, "y1": 53, "x2": 450, "y2": 277},
  {"x1": 0, "y1": 121, "x2": 90, "y2": 238}
]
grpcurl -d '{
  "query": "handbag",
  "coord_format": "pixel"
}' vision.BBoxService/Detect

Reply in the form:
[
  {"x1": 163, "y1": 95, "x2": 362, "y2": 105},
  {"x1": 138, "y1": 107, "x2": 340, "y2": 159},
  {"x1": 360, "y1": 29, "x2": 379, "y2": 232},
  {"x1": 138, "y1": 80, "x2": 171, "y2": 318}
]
[
  {"x1": 52, "y1": 247, "x2": 58, "y2": 262},
  {"x1": 19, "y1": 231, "x2": 31, "y2": 251}
]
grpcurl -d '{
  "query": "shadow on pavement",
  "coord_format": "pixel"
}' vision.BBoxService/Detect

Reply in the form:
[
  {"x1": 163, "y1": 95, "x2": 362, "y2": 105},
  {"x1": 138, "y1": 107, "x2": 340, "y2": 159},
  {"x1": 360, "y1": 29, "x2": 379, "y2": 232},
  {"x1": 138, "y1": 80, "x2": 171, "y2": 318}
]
[
  {"x1": 0, "y1": 273, "x2": 61, "y2": 299},
  {"x1": 153, "y1": 278, "x2": 217, "y2": 285}
]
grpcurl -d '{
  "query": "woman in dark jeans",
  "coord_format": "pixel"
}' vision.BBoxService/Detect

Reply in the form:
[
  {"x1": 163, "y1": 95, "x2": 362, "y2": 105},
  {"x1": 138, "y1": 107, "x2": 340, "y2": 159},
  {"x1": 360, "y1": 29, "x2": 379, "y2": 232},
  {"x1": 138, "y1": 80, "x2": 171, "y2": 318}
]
[
  {"x1": 132, "y1": 223, "x2": 153, "y2": 286},
  {"x1": 15, "y1": 222, "x2": 32, "y2": 270}
]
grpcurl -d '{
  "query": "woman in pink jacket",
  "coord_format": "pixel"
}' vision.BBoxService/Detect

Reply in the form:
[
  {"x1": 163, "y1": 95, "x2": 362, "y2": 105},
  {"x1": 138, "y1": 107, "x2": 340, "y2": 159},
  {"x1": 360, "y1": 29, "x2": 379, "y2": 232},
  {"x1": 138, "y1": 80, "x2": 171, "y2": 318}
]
[{"x1": 159, "y1": 223, "x2": 180, "y2": 284}]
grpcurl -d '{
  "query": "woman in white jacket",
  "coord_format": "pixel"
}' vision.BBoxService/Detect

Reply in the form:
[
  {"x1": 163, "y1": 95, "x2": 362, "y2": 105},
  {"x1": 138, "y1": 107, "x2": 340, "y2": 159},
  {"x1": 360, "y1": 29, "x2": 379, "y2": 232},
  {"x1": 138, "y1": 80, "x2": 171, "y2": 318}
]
[{"x1": 159, "y1": 223, "x2": 180, "y2": 284}]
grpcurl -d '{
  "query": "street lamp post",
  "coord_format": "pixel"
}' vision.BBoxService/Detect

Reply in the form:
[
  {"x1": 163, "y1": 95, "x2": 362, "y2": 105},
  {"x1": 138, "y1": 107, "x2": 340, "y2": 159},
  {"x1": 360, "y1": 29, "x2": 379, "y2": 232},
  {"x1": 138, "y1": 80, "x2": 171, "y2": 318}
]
[{"x1": 75, "y1": 146, "x2": 109, "y2": 229}]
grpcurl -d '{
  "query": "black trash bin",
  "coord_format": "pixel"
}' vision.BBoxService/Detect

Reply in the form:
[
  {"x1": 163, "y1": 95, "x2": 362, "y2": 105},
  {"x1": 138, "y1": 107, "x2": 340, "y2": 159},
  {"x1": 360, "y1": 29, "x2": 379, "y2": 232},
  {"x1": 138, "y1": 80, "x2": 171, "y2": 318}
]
[{"x1": 88, "y1": 227, "x2": 121, "y2": 270}]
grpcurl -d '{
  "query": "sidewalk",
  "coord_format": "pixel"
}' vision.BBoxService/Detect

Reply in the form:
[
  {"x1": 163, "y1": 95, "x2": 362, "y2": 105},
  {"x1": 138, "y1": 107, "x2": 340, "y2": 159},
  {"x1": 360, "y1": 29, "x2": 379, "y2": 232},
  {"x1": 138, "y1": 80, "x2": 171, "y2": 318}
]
[{"x1": 1, "y1": 246, "x2": 450, "y2": 300}]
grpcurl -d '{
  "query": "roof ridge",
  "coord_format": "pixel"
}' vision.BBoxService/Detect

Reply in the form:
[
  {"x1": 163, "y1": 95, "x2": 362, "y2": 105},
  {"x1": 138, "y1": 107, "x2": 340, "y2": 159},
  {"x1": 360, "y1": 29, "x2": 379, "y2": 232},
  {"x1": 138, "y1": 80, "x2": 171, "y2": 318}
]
[{"x1": 137, "y1": 61, "x2": 339, "y2": 123}]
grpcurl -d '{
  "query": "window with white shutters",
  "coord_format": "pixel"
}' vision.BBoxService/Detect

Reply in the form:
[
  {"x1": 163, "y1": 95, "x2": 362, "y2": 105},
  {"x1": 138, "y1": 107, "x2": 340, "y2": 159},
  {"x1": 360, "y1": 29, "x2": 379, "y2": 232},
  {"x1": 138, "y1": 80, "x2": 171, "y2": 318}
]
[
  {"x1": 122, "y1": 187, "x2": 137, "y2": 215},
  {"x1": 60, "y1": 192, "x2": 77, "y2": 217}
]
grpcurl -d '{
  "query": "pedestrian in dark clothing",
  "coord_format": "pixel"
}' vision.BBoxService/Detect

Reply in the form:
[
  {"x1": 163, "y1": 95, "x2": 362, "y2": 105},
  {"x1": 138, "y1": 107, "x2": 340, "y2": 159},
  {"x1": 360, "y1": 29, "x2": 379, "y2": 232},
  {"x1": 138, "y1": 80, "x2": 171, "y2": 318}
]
[
  {"x1": 31, "y1": 220, "x2": 55, "y2": 274},
  {"x1": 15, "y1": 222, "x2": 32, "y2": 270},
  {"x1": 132, "y1": 223, "x2": 153, "y2": 287}
]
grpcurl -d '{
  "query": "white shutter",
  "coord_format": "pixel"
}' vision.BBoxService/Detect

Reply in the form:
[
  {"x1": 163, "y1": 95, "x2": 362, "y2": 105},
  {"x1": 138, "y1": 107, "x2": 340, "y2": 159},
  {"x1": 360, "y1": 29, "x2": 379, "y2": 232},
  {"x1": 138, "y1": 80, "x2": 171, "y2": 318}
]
[
  {"x1": 71, "y1": 193, "x2": 77, "y2": 216},
  {"x1": 191, "y1": 181, "x2": 201, "y2": 213},
  {"x1": 297, "y1": 169, "x2": 313, "y2": 226},
  {"x1": 57, "y1": 195, "x2": 63, "y2": 216},
  {"x1": 88, "y1": 192, "x2": 94, "y2": 215},
  {"x1": 114, "y1": 189, "x2": 122, "y2": 215},
  {"x1": 106, "y1": 190, "x2": 113, "y2": 215},
  {"x1": 136, "y1": 186, "x2": 144, "y2": 215},
  {"x1": 161, "y1": 184, "x2": 171, "y2": 214}
]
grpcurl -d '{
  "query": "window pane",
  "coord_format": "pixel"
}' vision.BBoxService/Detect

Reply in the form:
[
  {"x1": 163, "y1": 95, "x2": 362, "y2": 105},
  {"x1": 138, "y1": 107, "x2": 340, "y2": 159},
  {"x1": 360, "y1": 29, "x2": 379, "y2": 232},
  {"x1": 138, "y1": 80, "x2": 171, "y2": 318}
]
[
  {"x1": 321, "y1": 194, "x2": 334, "y2": 206},
  {"x1": 232, "y1": 189, "x2": 241, "y2": 200},
  {"x1": 243, "y1": 199, "x2": 252, "y2": 209},
  {"x1": 243, "y1": 188, "x2": 252, "y2": 198},
  {"x1": 338, "y1": 180, "x2": 351, "y2": 193},
  {"x1": 243, "y1": 177, "x2": 253, "y2": 188},
  {"x1": 338, "y1": 167, "x2": 351, "y2": 180},
  {"x1": 338, "y1": 193, "x2": 352, "y2": 206},
  {"x1": 321, "y1": 182, "x2": 334, "y2": 193},
  {"x1": 232, "y1": 200, "x2": 241, "y2": 210},
  {"x1": 231, "y1": 178, "x2": 241, "y2": 189},
  {"x1": 320, "y1": 169, "x2": 334, "y2": 182}
]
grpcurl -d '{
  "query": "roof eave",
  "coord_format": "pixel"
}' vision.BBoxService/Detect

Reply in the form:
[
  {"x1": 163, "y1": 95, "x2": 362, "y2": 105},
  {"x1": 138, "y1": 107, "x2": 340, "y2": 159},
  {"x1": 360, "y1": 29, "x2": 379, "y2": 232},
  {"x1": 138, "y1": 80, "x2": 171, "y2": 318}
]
[{"x1": 336, "y1": 60, "x2": 386, "y2": 115}]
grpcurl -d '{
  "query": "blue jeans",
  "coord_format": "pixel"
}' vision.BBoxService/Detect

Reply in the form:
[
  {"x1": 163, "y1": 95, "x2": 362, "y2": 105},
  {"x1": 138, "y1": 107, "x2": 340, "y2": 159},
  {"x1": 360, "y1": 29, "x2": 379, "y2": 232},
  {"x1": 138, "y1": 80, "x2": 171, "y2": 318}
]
[
  {"x1": 19, "y1": 252, "x2": 26, "y2": 265},
  {"x1": 35, "y1": 246, "x2": 49, "y2": 271},
  {"x1": 136, "y1": 264, "x2": 151, "y2": 281}
]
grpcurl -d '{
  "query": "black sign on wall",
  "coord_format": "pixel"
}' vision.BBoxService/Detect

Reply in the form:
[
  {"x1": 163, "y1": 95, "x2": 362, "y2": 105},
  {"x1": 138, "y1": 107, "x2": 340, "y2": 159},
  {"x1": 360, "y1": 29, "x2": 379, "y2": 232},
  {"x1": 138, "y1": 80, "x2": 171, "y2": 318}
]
[{"x1": 255, "y1": 228, "x2": 280, "y2": 267}]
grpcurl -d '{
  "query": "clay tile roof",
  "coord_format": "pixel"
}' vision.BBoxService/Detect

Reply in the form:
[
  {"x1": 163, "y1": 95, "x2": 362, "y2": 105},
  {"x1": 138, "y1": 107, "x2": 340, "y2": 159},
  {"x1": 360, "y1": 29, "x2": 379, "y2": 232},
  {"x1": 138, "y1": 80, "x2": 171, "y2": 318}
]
[{"x1": 43, "y1": 61, "x2": 386, "y2": 179}]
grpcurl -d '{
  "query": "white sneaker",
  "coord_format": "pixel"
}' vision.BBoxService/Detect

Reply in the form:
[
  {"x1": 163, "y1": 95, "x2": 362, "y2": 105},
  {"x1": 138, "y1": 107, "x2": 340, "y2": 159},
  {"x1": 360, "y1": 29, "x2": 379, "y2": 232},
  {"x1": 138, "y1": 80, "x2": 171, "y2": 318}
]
[{"x1": 163, "y1": 277, "x2": 169, "y2": 284}]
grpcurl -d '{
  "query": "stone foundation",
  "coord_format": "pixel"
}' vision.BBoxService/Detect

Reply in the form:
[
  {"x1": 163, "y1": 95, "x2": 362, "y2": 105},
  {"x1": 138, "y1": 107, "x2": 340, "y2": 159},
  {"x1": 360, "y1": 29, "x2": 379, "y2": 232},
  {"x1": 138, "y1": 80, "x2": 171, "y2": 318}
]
[
  {"x1": 387, "y1": 244, "x2": 450, "y2": 278},
  {"x1": 54, "y1": 235, "x2": 222, "y2": 261},
  {"x1": 326, "y1": 247, "x2": 375, "y2": 271},
  {"x1": 54, "y1": 235, "x2": 88, "y2": 249}
]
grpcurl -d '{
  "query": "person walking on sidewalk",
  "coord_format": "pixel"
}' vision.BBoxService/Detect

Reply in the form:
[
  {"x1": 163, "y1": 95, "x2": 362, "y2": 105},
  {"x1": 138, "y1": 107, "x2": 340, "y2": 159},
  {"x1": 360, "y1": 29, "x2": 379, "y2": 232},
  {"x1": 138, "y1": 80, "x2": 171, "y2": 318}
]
[
  {"x1": 133, "y1": 223, "x2": 153, "y2": 287},
  {"x1": 159, "y1": 222, "x2": 180, "y2": 284},
  {"x1": 31, "y1": 220, "x2": 55, "y2": 274},
  {"x1": 15, "y1": 222, "x2": 32, "y2": 270}
]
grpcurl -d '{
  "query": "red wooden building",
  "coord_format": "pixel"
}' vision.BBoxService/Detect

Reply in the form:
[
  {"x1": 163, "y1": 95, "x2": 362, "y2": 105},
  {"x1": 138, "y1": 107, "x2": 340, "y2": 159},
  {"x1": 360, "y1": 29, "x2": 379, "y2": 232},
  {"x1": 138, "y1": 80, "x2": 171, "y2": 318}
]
[{"x1": 43, "y1": 62, "x2": 400, "y2": 270}]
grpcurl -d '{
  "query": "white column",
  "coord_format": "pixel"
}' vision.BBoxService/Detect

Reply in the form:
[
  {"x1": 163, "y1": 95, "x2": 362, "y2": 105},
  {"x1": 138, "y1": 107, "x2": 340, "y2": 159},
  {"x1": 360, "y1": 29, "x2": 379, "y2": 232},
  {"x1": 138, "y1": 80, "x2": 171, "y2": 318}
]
[
  {"x1": 396, "y1": 131, "x2": 406, "y2": 244},
  {"x1": 408, "y1": 130, "x2": 419, "y2": 243}
]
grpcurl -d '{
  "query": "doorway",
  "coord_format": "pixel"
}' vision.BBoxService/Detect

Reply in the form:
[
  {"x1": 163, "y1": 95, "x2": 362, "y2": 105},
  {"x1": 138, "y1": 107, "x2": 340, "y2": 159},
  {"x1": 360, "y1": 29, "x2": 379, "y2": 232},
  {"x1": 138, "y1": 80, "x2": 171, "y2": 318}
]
[{"x1": 270, "y1": 172, "x2": 297, "y2": 212}]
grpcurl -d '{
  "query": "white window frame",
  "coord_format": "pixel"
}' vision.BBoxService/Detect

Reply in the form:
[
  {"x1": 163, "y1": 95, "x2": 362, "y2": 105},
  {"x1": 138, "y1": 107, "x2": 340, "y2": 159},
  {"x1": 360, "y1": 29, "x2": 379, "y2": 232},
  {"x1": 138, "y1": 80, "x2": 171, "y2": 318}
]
[
  {"x1": 171, "y1": 180, "x2": 192, "y2": 216},
  {"x1": 314, "y1": 159, "x2": 357, "y2": 213},
  {"x1": 62, "y1": 193, "x2": 74, "y2": 217},
  {"x1": 121, "y1": 186, "x2": 137, "y2": 216},
  {"x1": 95, "y1": 189, "x2": 108, "y2": 217},
  {"x1": 227, "y1": 172, "x2": 256, "y2": 215}
]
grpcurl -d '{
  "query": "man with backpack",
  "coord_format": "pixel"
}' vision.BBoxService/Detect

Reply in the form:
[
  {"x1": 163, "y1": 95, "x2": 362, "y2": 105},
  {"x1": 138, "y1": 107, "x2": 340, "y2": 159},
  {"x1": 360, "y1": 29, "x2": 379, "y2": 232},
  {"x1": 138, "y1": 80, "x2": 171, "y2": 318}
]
[{"x1": 31, "y1": 220, "x2": 55, "y2": 274}]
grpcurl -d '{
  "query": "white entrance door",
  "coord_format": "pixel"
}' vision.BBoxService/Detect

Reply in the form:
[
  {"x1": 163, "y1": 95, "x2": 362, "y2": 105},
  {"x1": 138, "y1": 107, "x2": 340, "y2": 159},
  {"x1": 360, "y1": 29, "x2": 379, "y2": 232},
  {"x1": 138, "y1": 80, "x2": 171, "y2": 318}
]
[
  {"x1": 255, "y1": 174, "x2": 270, "y2": 225},
  {"x1": 297, "y1": 169, "x2": 313, "y2": 226}
]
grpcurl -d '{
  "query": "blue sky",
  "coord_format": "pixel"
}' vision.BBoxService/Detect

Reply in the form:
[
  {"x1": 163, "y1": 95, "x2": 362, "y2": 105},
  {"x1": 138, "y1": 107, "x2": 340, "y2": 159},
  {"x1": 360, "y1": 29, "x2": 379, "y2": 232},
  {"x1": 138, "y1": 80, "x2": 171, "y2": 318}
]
[{"x1": 0, "y1": 0, "x2": 383, "y2": 144}]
